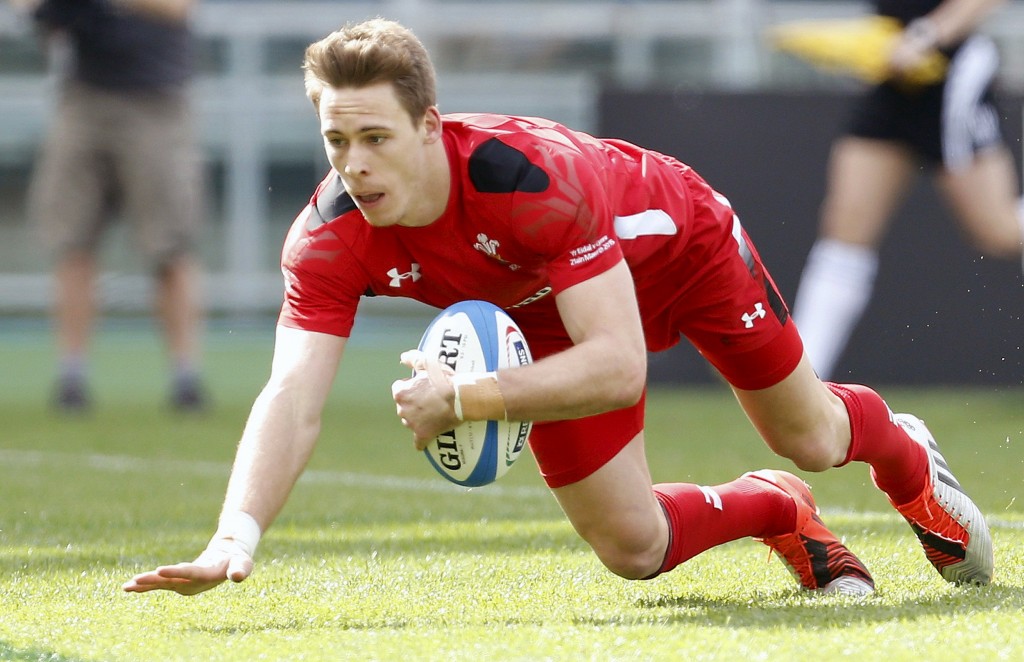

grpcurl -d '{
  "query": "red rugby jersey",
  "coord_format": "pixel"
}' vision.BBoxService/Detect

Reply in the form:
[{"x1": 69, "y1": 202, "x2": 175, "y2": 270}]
[{"x1": 278, "y1": 113, "x2": 706, "y2": 346}]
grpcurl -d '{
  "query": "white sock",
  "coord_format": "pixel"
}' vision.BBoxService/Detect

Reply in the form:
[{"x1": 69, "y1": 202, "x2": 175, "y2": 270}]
[{"x1": 791, "y1": 239, "x2": 879, "y2": 381}]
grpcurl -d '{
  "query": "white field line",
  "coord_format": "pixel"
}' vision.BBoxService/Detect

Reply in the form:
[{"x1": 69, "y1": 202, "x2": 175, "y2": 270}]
[
  {"x1": 2, "y1": 448, "x2": 1022, "y2": 530},
  {"x1": 0, "y1": 448, "x2": 549, "y2": 500}
]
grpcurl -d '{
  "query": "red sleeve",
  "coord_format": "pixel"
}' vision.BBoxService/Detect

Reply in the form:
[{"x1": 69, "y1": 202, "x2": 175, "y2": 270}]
[{"x1": 277, "y1": 205, "x2": 364, "y2": 338}]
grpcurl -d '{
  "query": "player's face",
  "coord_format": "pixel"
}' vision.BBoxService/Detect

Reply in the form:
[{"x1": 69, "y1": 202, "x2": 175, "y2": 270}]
[{"x1": 318, "y1": 82, "x2": 445, "y2": 228}]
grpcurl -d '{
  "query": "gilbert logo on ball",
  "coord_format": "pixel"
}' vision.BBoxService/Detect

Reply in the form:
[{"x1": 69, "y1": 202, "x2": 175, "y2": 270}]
[{"x1": 417, "y1": 300, "x2": 532, "y2": 487}]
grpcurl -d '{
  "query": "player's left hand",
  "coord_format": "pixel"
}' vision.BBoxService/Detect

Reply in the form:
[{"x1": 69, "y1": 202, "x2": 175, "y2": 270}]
[{"x1": 392, "y1": 349, "x2": 459, "y2": 448}]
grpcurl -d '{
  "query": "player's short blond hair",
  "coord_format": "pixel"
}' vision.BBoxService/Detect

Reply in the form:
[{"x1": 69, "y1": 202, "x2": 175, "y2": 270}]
[{"x1": 302, "y1": 18, "x2": 437, "y2": 123}]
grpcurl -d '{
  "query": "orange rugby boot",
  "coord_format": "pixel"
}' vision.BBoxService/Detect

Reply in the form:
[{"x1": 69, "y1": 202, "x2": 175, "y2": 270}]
[
  {"x1": 876, "y1": 414, "x2": 993, "y2": 586},
  {"x1": 747, "y1": 469, "x2": 875, "y2": 596}
]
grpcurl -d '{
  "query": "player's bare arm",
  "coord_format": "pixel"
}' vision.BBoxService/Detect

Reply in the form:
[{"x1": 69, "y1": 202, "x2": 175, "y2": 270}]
[
  {"x1": 393, "y1": 260, "x2": 647, "y2": 445},
  {"x1": 123, "y1": 326, "x2": 346, "y2": 595},
  {"x1": 220, "y1": 326, "x2": 345, "y2": 525},
  {"x1": 501, "y1": 260, "x2": 647, "y2": 420}
]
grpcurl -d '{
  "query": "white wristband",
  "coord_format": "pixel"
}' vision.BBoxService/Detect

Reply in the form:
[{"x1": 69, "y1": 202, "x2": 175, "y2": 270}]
[
  {"x1": 451, "y1": 373, "x2": 472, "y2": 421},
  {"x1": 215, "y1": 511, "x2": 262, "y2": 558},
  {"x1": 451, "y1": 371, "x2": 504, "y2": 421}
]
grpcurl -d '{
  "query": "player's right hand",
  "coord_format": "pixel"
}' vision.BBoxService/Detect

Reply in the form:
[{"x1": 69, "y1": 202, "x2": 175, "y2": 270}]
[
  {"x1": 393, "y1": 349, "x2": 458, "y2": 449},
  {"x1": 122, "y1": 538, "x2": 254, "y2": 596}
]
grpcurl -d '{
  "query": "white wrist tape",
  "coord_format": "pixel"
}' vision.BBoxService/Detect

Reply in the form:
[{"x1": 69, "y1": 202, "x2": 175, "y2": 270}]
[
  {"x1": 214, "y1": 511, "x2": 262, "y2": 558},
  {"x1": 451, "y1": 371, "x2": 506, "y2": 422}
]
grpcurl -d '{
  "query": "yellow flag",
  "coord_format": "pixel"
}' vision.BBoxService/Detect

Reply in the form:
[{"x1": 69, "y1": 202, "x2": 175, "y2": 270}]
[{"x1": 768, "y1": 16, "x2": 947, "y2": 85}]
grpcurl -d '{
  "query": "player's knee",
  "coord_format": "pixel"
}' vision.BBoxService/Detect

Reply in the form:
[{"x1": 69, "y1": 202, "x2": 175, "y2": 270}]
[
  {"x1": 761, "y1": 393, "x2": 851, "y2": 471},
  {"x1": 596, "y1": 547, "x2": 662, "y2": 580},
  {"x1": 769, "y1": 429, "x2": 844, "y2": 472},
  {"x1": 783, "y1": 445, "x2": 836, "y2": 472},
  {"x1": 585, "y1": 531, "x2": 664, "y2": 580}
]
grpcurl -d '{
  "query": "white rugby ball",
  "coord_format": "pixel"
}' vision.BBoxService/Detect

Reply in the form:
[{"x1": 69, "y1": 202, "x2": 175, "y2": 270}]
[{"x1": 417, "y1": 300, "x2": 532, "y2": 487}]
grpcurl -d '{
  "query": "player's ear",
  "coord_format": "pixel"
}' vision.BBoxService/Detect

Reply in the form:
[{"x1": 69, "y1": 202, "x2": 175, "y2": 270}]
[{"x1": 422, "y1": 106, "x2": 443, "y2": 144}]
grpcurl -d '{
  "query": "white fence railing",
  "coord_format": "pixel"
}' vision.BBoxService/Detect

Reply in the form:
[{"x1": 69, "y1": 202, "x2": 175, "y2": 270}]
[{"x1": 1, "y1": 0, "x2": 1022, "y2": 313}]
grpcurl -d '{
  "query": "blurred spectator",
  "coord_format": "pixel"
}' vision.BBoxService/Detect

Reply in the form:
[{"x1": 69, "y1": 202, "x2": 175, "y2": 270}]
[
  {"x1": 22, "y1": 0, "x2": 208, "y2": 411},
  {"x1": 791, "y1": 0, "x2": 1023, "y2": 381}
]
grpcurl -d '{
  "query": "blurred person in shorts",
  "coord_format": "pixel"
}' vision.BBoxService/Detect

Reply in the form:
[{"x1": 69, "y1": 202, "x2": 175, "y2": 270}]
[
  {"x1": 792, "y1": 0, "x2": 1023, "y2": 380},
  {"x1": 25, "y1": 0, "x2": 207, "y2": 411}
]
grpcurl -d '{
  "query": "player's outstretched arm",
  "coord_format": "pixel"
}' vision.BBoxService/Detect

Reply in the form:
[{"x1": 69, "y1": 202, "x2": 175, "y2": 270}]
[{"x1": 123, "y1": 326, "x2": 347, "y2": 596}]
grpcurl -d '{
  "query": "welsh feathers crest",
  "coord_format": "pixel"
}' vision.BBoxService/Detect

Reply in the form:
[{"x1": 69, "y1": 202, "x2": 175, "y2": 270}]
[{"x1": 473, "y1": 234, "x2": 519, "y2": 270}]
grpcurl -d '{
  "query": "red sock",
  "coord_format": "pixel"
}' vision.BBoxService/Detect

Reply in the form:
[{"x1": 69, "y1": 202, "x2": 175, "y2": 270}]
[
  {"x1": 827, "y1": 383, "x2": 928, "y2": 505},
  {"x1": 651, "y1": 474, "x2": 796, "y2": 575}
]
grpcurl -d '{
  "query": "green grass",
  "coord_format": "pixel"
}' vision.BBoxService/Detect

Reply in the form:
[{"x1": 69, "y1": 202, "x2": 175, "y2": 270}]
[{"x1": 1, "y1": 319, "x2": 1023, "y2": 661}]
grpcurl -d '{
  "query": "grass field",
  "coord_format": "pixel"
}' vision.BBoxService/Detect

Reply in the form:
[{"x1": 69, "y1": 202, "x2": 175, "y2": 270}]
[{"x1": 2, "y1": 318, "x2": 1023, "y2": 661}]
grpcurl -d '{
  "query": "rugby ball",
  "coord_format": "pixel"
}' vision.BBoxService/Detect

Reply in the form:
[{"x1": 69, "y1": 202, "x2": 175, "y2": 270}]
[{"x1": 417, "y1": 300, "x2": 532, "y2": 487}]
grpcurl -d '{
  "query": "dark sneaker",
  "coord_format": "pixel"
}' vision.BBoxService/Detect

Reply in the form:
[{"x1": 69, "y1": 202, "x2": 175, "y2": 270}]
[
  {"x1": 748, "y1": 469, "x2": 875, "y2": 596},
  {"x1": 877, "y1": 414, "x2": 994, "y2": 586},
  {"x1": 53, "y1": 376, "x2": 91, "y2": 412},
  {"x1": 171, "y1": 377, "x2": 209, "y2": 412}
]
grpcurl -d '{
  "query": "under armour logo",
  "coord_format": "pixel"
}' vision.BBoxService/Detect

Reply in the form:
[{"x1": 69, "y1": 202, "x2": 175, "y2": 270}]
[
  {"x1": 387, "y1": 263, "x2": 421, "y2": 288},
  {"x1": 741, "y1": 302, "x2": 766, "y2": 328}
]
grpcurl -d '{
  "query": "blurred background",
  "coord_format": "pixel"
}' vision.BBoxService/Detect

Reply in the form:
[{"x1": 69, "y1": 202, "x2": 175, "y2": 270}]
[{"x1": 1, "y1": 0, "x2": 1022, "y2": 385}]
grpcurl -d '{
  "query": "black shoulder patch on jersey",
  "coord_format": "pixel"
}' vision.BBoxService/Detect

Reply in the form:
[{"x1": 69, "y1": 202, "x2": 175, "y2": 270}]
[
  {"x1": 468, "y1": 138, "x2": 550, "y2": 194},
  {"x1": 309, "y1": 173, "x2": 358, "y2": 229}
]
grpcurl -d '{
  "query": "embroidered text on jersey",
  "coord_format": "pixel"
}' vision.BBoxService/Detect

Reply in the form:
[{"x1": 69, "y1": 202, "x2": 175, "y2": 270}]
[{"x1": 569, "y1": 235, "x2": 616, "y2": 267}]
